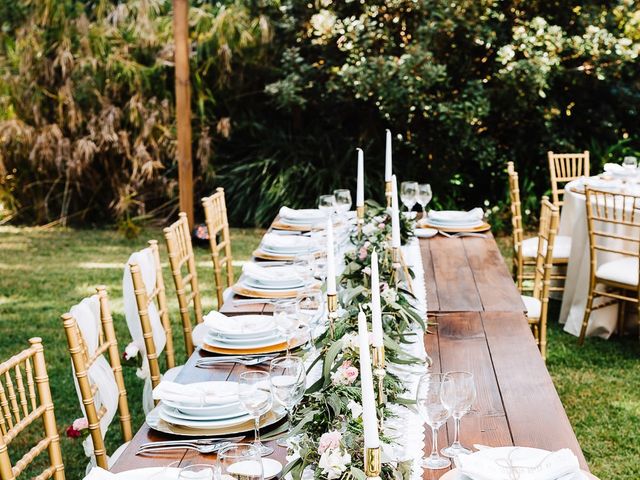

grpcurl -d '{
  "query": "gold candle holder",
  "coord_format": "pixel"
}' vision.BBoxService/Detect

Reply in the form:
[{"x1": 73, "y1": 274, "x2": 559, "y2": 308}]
[
  {"x1": 389, "y1": 246, "x2": 414, "y2": 294},
  {"x1": 385, "y1": 181, "x2": 392, "y2": 208},
  {"x1": 372, "y1": 345, "x2": 386, "y2": 405},
  {"x1": 365, "y1": 446, "x2": 382, "y2": 480},
  {"x1": 356, "y1": 205, "x2": 365, "y2": 238},
  {"x1": 327, "y1": 293, "x2": 338, "y2": 339}
]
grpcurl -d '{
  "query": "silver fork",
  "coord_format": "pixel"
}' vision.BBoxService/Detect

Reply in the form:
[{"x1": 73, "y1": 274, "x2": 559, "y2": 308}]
[
  {"x1": 136, "y1": 441, "x2": 231, "y2": 455},
  {"x1": 195, "y1": 355, "x2": 276, "y2": 367},
  {"x1": 138, "y1": 435, "x2": 245, "y2": 450}
]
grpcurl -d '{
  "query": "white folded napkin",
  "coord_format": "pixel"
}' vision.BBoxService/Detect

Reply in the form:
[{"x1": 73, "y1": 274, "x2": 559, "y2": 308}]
[
  {"x1": 456, "y1": 447, "x2": 581, "y2": 480},
  {"x1": 242, "y1": 263, "x2": 301, "y2": 283},
  {"x1": 428, "y1": 207, "x2": 484, "y2": 223},
  {"x1": 203, "y1": 311, "x2": 275, "y2": 335},
  {"x1": 603, "y1": 163, "x2": 624, "y2": 174},
  {"x1": 279, "y1": 206, "x2": 325, "y2": 221},
  {"x1": 261, "y1": 232, "x2": 315, "y2": 250},
  {"x1": 152, "y1": 381, "x2": 238, "y2": 406}
]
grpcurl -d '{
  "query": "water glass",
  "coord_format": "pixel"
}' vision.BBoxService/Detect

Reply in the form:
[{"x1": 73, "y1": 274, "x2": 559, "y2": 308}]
[
  {"x1": 400, "y1": 181, "x2": 419, "y2": 211},
  {"x1": 318, "y1": 194, "x2": 336, "y2": 217},
  {"x1": 269, "y1": 356, "x2": 307, "y2": 447},
  {"x1": 440, "y1": 371, "x2": 476, "y2": 458},
  {"x1": 623, "y1": 156, "x2": 637, "y2": 170},
  {"x1": 273, "y1": 300, "x2": 299, "y2": 357},
  {"x1": 416, "y1": 373, "x2": 452, "y2": 469},
  {"x1": 177, "y1": 464, "x2": 215, "y2": 480},
  {"x1": 238, "y1": 371, "x2": 274, "y2": 457},
  {"x1": 217, "y1": 443, "x2": 264, "y2": 480},
  {"x1": 333, "y1": 189, "x2": 352, "y2": 214},
  {"x1": 416, "y1": 184, "x2": 432, "y2": 214}
]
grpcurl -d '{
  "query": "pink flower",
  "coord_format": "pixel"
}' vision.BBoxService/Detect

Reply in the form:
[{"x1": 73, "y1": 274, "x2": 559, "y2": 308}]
[
  {"x1": 331, "y1": 360, "x2": 359, "y2": 386},
  {"x1": 318, "y1": 430, "x2": 342, "y2": 454},
  {"x1": 378, "y1": 223, "x2": 385, "y2": 229},
  {"x1": 72, "y1": 417, "x2": 89, "y2": 431},
  {"x1": 358, "y1": 246, "x2": 368, "y2": 260}
]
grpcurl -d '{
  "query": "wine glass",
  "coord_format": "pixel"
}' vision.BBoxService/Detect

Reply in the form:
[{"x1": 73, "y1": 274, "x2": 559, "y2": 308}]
[
  {"x1": 177, "y1": 464, "x2": 215, "y2": 480},
  {"x1": 416, "y1": 373, "x2": 452, "y2": 469},
  {"x1": 440, "y1": 371, "x2": 476, "y2": 458},
  {"x1": 334, "y1": 189, "x2": 352, "y2": 214},
  {"x1": 238, "y1": 371, "x2": 274, "y2": 457},
  {"x1": 318, "y1": 194, "x2": 336, "y2": 217},
  {"x1": 296, "y1": 289, "x2": 324, "y2": 351},
  {"x1": 217, "y1": 443, "x2": 264, "y2": 480},
  {"x1": 416, "y1": 184, "x2": 432, "y2": 215},
  {"x1": 269, "y1": 356, "x2": 307, "y2": 447},
  {"x1": 623, "y1": 156, "x2": 637, "y2": 170},
  {"x1": 400, "y1": 181, "x2": 418, "y2": 212},
  {"x1": 273, "y1": 300, "x2": 299, "y2": 357},
  {"x1": 293, "y1": 254, "x2": 314, "y2": 286}
]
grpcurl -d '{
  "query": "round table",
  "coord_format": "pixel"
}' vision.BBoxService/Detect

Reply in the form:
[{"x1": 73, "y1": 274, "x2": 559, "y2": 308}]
[{"x1": 559, "y1": 176, "x2": 640, "y2": 338}]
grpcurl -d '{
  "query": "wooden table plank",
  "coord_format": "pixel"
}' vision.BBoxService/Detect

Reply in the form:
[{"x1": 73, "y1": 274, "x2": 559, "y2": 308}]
[
  {"x1": 461, "y1": 236, "x2": 525, "y2": 312},
  {"x1": 481, "y1": 311, "x2": 589, "y2": 470},
  {"x1": 420, "y1": 240, "x2": 440, "y2": 312}
]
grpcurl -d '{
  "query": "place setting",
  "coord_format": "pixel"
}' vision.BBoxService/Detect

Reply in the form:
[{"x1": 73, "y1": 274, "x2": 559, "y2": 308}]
[{"x1": 418, "y1": 207, "x2": 491, "y2": 236}]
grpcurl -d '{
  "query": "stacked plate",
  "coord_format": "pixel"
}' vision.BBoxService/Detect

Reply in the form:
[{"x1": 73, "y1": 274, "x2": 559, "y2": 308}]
[
  {"x1": 253, "y1": 232, "x2": 318, "y2": 261},
  {"x1": 203, "y1": 315, "x2": 286, "y2": 352},
  {"x1": 422, "y1": 208, "x2": 489, "y2": 232},
  {"x1": 277, "y1": 207, "x2": 326, "y2": 228}
]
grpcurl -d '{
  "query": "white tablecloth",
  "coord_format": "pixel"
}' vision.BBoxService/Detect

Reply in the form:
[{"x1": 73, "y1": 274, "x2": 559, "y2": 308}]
[{"x1": 559, "y1": 179, "x2": 640, "y2": 338}]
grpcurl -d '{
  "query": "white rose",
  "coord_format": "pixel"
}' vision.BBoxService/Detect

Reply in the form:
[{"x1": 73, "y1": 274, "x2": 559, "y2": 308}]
[
  {"x1": 318, "y1": 448, "x2": 351, "y2": 480},
  {"x1": 347, "y1": 400, "x2": 363, "y2": 419},
  {"x1": 362, "y1": 223, "x2": 376, "y2": 236}
]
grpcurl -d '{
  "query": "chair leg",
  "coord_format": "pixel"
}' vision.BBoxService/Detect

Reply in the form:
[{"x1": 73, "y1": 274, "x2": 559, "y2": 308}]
[{"x1": 578, "y1": 292, "x2": 596, "y2": 346}]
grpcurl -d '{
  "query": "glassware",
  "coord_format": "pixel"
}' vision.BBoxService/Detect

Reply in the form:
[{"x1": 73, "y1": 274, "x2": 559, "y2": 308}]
[
  {"x1": 177, "y1": 464, "x2": 215, "y2": 480},
  {"x1": 416, "y1": 373, "x2": 452, "y2": 469},
  {"x1": 238, "y1": 371, "x2": 274, "y2": 457},
  {"x1": 400, "y1": 181, "x2": 419, "y2": 212},
  {"x1": 318, "y1": 194, "x2": 336, "y2": 217},
  {"x1": 623, "y1": 156, "x2": 638, "y2": 170},
  {"x1": 293, "y1": 254, "x2": 314, "y2": 286},
  {"x1": 273, "y1": 300, "x2": 299, "y2": 357},
  {"x1": 416, "y1": 184, "x2": 432, "y2": 214},
  {"x1": 217, "y1": 443, "x2": 264, "y2": 480},
  {"x1": 269, "y1": 356, "x2": 307, "y2": 447},
  {"x1": 440, "y1": 371, "x2": 476, "y2": 458},
  {"x1": 333, "y1": 189, "x2": 353, "y2": 214}
]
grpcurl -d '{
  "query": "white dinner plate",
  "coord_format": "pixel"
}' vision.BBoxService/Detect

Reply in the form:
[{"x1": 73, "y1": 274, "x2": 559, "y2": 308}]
[
  {"x1": 235, "y1": 279, "x2": 307, "y2": 295},
  {"x1": 162, "y1": 399, "x2": 242, "y2": 418},
  {"x1": 159, "y1": 405, "x2": 253, "y2": 428},
  {"x1": 415, "y1": 228, "x2": 438, "y2": 238},
  {"x1": 111, "y1": 467, "x2": 181, "y2": 479},
  {"x1": 204, "y1": 333, "x2": 286, "y2": 350},
  {"x1": 206, "y1": 314, "x2": 276, "y2": 338},
  {"x1": 162, "y1": 405, "x2": 248, "y2": 422},
  {"x1": 426, "y1": 218, "x2": 484, "y2": 228},
  {"x1": 205, "y1": 331, "x2": 282, "y2": 346},
  {"x1": 243, "y1": 277, "x2": 305, "y2": 291},
  {"x1": 441, "y1": 468, "x2": 597, "y2": 480},
  {"x1": 226, "y1": 458, "x2": 283, "y2": 480}
]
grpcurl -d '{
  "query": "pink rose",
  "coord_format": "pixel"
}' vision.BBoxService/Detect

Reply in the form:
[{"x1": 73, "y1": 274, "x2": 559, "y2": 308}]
[
  {"x1": 343, "y1": 366, "x2": 358, "y2": 383},
  {"x1": 331, "y1": 360, "x2": 359, "y2": 386},
  {"x1": 378, "y1": 223, "x2": 385, "y2": 229},
  {"x1": 318, "y1": 430, "x2": 342, "y2": 454},
  {"x1": 73, "y1": 417, "x2": 88, "y2": 431}
]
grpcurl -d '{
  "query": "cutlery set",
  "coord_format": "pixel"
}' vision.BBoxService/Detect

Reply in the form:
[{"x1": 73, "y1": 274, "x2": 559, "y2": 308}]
[
  {"x1": 195, "y1": 355, "x2": 277, "y2": 368},
  {"x1": 136, "y1": 436, "x2": 245, "y2": 455}
]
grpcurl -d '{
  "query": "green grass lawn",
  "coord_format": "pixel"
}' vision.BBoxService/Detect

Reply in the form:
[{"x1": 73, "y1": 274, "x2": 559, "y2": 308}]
[{"x1": 0, "y1": 227, "x2": 638, "y2": 479}]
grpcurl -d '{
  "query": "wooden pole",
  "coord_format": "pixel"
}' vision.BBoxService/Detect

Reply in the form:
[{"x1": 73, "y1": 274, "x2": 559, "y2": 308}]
[{"x1": 173, "y1": 0, "x2": 194, "y2": 226}]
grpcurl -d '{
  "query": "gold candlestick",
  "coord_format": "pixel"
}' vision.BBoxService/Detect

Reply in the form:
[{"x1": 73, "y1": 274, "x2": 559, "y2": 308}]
[
  {"x1": 356, "y1": 205, "x2": 365, "y2": 239},
  {"x1": 327, "y1": 293, "x2": 338, "y2": 339},
  {"x1": 365, "y1": 446, "x2": 382, "y2": 480},
  {"x1": 390, "y1": 246, "x2": 414, "y2": 294},
  {"x1": 385, "y1": 181, "x2": 392, "y2": 208},
  {"x1": 372, "y1": 345, "x2": 386, "y2": 406}
]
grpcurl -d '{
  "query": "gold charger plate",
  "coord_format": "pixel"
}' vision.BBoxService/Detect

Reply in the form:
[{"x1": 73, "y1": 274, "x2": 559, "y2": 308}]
[
  {"x1": 252, "y1": 249, "x2": 297, "y2": 261},
  {"x1": 440, "y1": 468, "x2": 598, "y2": 479},
  {"x1": 271, "y1": 221, "x2": 313, "y2": 232},
  {"x1": 232, "y1": 283, "x2": 302, "y2": 299},
  {"x1": 200, "y1": 335, "x2": 305, "y2": 355},
  {"x1": 146, "y1": 406, "x2": 285, "y2": 437},
  {"x1": 419, "y1": 221, "x2": 491, "y2": 233}
]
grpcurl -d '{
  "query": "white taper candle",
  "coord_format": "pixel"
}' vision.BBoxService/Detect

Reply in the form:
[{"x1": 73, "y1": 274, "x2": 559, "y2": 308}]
[
  {"x1": 326, "y1": 218, "x2": 337, "y2": 295},
  {"x1": 356, "y1": 148, "x2": 365, "y2": 207},
  {"x1": 391, "y1": 175, "x2": 401, "y2": 248},
  {"x1": 370, "y1": 250, "x2": 383, "y2": 348},
  {"x1": 385, "y1": 130, "x2": 392, "y2": 182}
]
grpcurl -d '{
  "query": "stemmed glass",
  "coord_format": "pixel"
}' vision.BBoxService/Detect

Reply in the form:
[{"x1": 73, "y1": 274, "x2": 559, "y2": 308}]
[
  {"x1": 177, "y1": 464, "x2": 215, "y2": 480},
  {"x1": 318, "y1": 194, "x2": 336, "y2": 217},
  {"x1": 400, "y1": 181, "x2": 419, "y2": 212},
  {"x1": 334, "y1": 189, "x2": 352, "y2": 215},
  {"x1": 273, "y1": 300, "x2": 299, "y2": 357},
  {"x1": 416, "y1": 184, "x2": 432, "y2": 215},
  {"x1": 623, "y1": 156, "x2": 637, "y2": 170},
  {"x1": 269, "y1": 356, "x2": 307, "y2": 447},
  {"x1": 416, "y1": 373, "x2": 452, "y2": 470},
  {"x1": 238, "y1": 371, "x2": 274, "y2": 457},
  {"x1": 217, "y1": 443, "x2": 264, "y2": 480},
  {"x1": 296, "y1": 289, "x2": 324, "y2": 353},
  {"x1": 440, "y1": 371, "x2": 476, "y2": 458},
  {"x1": 293, "y1": 254, "x2": 314, "y2": 286}
]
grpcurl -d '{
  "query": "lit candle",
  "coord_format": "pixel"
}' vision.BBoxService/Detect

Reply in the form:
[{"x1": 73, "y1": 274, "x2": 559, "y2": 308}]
[
  {"x1": 326, "y1": 218, "x2": 337, "y2": 295},
  {"x1": 391, "y1": 175, "x2": 401, "y2": 248},
  {"x1": 385, "y1": 130, "x2": 392, "y2": 182},
  {"x1": 370, "y1": 251, "x2": 383, "y2": 347},
  {"x1": 356, "y1": 148, "x2": 364, "y2": 207},
  {"x1": 358, "y1": 310, "x2": 380, "y2": 448}
]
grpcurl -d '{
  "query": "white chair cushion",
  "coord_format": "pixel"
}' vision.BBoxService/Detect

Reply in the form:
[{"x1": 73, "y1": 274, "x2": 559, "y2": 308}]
[
  {"x1": 519, "y1": 235, "x2": 572, "y2": 259},
  {"x1": 521, "y1": 295, "x2": 541, "y2": 319},
  {"x1": 596, "y1": 257, "x2": 639, "y2": 287},
  {"x1": 192, "y1": 322, "x2": 209, "y2": 347}
]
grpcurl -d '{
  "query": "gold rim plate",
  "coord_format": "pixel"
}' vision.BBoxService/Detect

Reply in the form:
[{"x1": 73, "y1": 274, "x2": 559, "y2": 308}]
[
  {"x1": 441, "y1": 468, "x2": 597, "y2": 479},
  {"x1": 419, "y1": 221, "x2": 491, "y2": 233},
  {"x1": 201, "y1": 335, "x2": 306, "y2": 355}
]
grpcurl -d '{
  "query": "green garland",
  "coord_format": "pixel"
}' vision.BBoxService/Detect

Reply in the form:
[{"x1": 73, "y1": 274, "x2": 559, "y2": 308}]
[{"x1": 282, "y1": 206, "x2": 424, "y2": 480}]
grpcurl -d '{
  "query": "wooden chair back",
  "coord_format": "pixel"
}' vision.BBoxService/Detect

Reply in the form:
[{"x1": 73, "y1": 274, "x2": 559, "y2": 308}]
[
  {"x1": 201, "y1": 187, "x2": 234, "y2": 307},
  {"x1": 0, "y1": 338, "x2": 65, "y2": 480},
  {"x1": 548, "y1": 151, "x2": 590, "y2": 207},
  {"x1": 507, "y1": 162, "x2": 524, "y2": 251},
  {"x1": 129, "y1": 240, "x2": 176, "y2": 390},
  {"x1": 164, "y1": 212, "x2": 203, "y2": 356},
  {"x1": 60, "y1": 287, "x2": 132, "y2": 470}
]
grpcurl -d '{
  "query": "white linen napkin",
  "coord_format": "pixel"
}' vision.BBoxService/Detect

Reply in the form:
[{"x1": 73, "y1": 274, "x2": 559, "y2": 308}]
[
  {"x1": 603, "y1": 163, "x2": 630, "y2": 175},
  {"x1": 455, "y1": 447, "x2": 581, "y2": 480},
  {"x1": 279, "y1": 206, "x2": 325, "y2": 221},
  {"x1": 152, "y1": 381, "x2": 238, "y2": 406},
  {"x1": 261, "y1": 232, "x2": 315, "y2": 250},
  {"x1": 427, "y1": 207, "x2": 484, "y2": 223},
  {"x1": 203, "y1": 311, "x2": 275, "y2": 336},
  {"x1": 242, "y1": 263, "x2": 301, "y2": 283}
]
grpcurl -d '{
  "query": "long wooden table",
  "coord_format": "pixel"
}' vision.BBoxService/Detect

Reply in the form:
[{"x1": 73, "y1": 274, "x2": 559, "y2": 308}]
[{"x1": 111, "y1": 233, "x2": 590, "y2": 478}]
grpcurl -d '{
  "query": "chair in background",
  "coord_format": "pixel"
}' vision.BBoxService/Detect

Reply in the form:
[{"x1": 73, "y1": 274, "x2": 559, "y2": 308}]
[
  {"x1": 548, "y1": 151, "x2": 590, "y2": 208},
  {"x1": 61, "y1": 287, "x2": 132, "y2": 471},
  {"x1": 507, "y1": 161, "x2": 571, "y2": 292},
  {"x1": 0, "y1": 338, "x2": 65, "y2": 480},
  {"x1": 202, "y1": 187, "x2": 234, "y2": 307},
  {"x1": 164, "y1": 212, "x2": 205, "y2": 357},
  {"x1": 520, "y1": 197, "x2": 559, "y2": 361},
  {"x1": 578, "y1": 188, "x2": 640, "y2": 345}
]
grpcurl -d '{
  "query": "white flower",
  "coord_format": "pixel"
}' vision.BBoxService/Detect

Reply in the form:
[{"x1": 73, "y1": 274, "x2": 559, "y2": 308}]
[
  {"x1": 318, "y1": 448, "x2": 351, "y2": 480},
  {"x1": 362, "y1": 223, "x2": 377, "y2": 236},
  {"x1": 341, "y1": 332, "x2": 359, "y2": 351},
  {"x1": 382, "y1": 287, "x2": 398, "y2": 304},
  {"x1": 123, "y1": 342, "x2": 139, "y2": 361},
  {"x1": 310, "y1": 10, "x2": 336, "y2": 37},
  {"x1": 347, "y1": 400, "x2": 363, "y2": 418}
]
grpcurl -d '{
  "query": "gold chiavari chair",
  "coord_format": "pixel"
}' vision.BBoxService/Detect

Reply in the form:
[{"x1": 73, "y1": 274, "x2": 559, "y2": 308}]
[
  {"x1": 202, "y1": 188, "x2": 234, "y2": 307},
  {"x1": 128, "y1": 240, "x2": 177, "y2": 391},
  {"x1": 61, "y1": 287, "x2": 132, "y2": 470},
  {"x1": 578, "y1": 188, "x2": 640, "y2": 345},
  {"x1": 164, "y1": 212, "x2": 204, "y2": 356},
  {"x1": 507, "y1": 162, "x2": 571, "y2": 292},
  {"x1": 520, "y1": 197, "x2": 559, "y2": 361},
  {"x1": 0, "y1": 338, "x2": 65, "y2": 480},
  {"x1": 548, "y1": 150, "x2": 590, "y2": 208}
]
